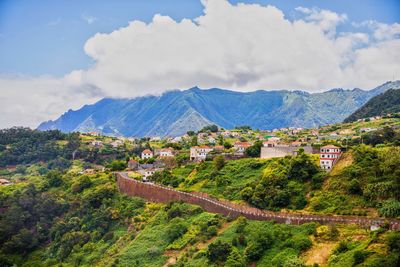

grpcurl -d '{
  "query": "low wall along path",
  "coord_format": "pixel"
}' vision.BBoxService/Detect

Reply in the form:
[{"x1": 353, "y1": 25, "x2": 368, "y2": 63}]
[{"x1": 116, "y1": 172, "x2": 400, "y2": 230}]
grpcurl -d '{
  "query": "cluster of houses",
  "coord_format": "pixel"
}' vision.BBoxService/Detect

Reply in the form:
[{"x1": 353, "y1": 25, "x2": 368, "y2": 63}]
[
  {"x1": 189, "y1": 136, "x2": 341, "y2": 171},
  {"x1": 125, "y1": 147, "x2": 177, "y2": 179}
]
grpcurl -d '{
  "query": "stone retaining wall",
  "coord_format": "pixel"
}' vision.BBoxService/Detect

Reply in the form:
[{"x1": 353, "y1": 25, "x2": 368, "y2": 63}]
[{"x1": 116, "y1": 172, "x2": 400, "y2": 230}]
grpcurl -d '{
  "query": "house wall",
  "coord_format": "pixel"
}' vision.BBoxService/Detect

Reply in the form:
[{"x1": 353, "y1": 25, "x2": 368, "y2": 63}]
[{"x1": 260, "y1": 145, "x2": 313, "y2": 159}]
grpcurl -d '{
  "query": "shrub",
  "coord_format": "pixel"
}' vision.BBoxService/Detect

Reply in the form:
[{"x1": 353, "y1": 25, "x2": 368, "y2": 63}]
[
  {"x1": 244, "y1": 241, "x2": 264, "y2": 261},
  {"x1": 348, "y1": 179, "x2": 362, "y2": 195},
  {"x1": 207, "y1": 240, "x2": 232, "y2": 263},
  {"x1": 214, "y1": 155, "x2": 225, "y2": 170},
  {"x1": 379, "y1": 199, "x2": 400, "y2": 218},
  {"x1": 166, "y1": 218, "x2": 188, "y2": 243},
  {"x1": 225, "y1": 247, "x2": 246, "y2": 267},
  {"x1": 353, "y1": 250, "x2": 369, "y2": 265}
]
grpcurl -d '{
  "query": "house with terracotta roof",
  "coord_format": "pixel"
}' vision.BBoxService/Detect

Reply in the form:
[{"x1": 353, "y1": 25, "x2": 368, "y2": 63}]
[
  {"x1": 190, "y1": 146, "x2": 213, "y2": 161},
  {"x1": 157, "y1": 147, "x2": 174, "y2": 157},
  {"x1": 141, "y1": 149, "x2": 154, "y2": 159},
  {"x1": 263, "y1": 139, "x2": 280, "y2": 147},
  {"x1": 320, "y1": 145, "x2": 341, "y2": 170},
  {"x1": 233, "y1": 141, "x2": 252, "y2": 155},
  {"x1": 291, "y1": 141, "x2": 302, "y2": 147},
  {"x1": 214, "y1": 145, "x2": 224, "y2": 151}
]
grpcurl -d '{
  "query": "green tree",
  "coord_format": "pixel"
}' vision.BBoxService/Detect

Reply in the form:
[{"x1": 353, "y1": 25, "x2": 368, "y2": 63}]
[
  {"x1": 225, "y1": 247, "x2": 246, "y2": 267},
  {"x1": 245, "y1": 141, "x2": 263, "y2": 157},
  {"x1": 207, "y1": 240, "x2": 232, "y2": 263},
  {"x1": 214, "y1": 155, "x2": 225, "y2": 170}
]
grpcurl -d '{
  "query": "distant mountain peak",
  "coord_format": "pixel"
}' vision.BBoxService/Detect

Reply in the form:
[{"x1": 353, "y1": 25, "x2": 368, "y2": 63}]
[{"x1": 38, "y1": 81, "x2": 395, "y2": 137}]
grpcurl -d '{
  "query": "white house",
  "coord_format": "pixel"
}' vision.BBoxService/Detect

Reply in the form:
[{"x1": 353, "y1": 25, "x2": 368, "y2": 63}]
[
  {"x1": 90, "y1": 140, "x2": 103, "y2": 147},
  {"x1": 158, "y1": 148, "x2": 174, "y2": 157},
  {"x1": 138, "y1": 168, "x2": 163, "y2": 179},
  {"x1": 141, "y1": 149, "x2": 154, "y2": 159},
  {"x1": 233, "y1": 142, "x2": 251, "y2": 155},
  {"x1": 320, "y1": 145, "x2": 341, "y2": 170},
  {"x1": 110, "y1": 140, "x2": 123, "y2": 148},
  {"x1": 208, "y1": 136, "x2": 216, "y2": 144},
  {"x1": 190, "y1": 146, "x2": 213, "y2": 161}
]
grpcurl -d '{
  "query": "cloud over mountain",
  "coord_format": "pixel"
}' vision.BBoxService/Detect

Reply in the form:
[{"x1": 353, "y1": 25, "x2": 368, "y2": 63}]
[
  {"x1": 1, "y1": 0, "x2": 400, "y2": 128},
  {"x1": 79, "y1": 0, "x2": 400, "y2": 97}
]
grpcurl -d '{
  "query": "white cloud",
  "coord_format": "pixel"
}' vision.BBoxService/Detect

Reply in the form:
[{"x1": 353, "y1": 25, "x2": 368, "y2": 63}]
[
  {"x1": 80, "y1": 0, "x2": 400, "y2": 97},
  {"x1": 1, "y1": 0, "x2": 400, "y2": 128},
  {"x1": 0, "y1": 74, "x2": 101, "y2": 128}
]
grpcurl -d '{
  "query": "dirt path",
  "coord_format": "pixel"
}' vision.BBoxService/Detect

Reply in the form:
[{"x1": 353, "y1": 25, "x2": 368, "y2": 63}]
[{"x1": 303, "y1": 236, "x2": 336, "y2": 266}]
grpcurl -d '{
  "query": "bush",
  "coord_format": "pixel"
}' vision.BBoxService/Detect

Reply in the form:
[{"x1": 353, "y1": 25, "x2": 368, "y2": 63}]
[
  {"x1": 225, "y1": 247, "x2": 246, "y2": 267},
  {"x1": 214, "y1": 155, "x2": 225, "y2": 170},
  {"x1": 71, "y1": 176, "x2": 92, "y2": 193},
  {"x1": 3, "y1": 228, "x2": 38, "y2": 254},
  {"x1": 45, "y1": 170, "x2": 63, "y2": 188},
  {"x1": 244, "y1": 241, "x2": 264, "y2": 261},
  {"x1": 207, "y1": 240, "x2": 232, "y2": 263},
  {"x1": 386, "y1": 231, "x2": 400, "y2": 251},
  {"x1": 348, "y1": 179, "x2": 362, "y2": 195},
  {"x1": 166, "y1": 218, "x2": 188, "y2": 243},
  {"x1": 107, "y1": 160, "x2": 126, "y2": 171},
  {"x1": 353, "y1": 250, "x2": 369, "y2": 265},
  {"x1": 379, "y1": 199, "x2": 400, "y2": 217}
]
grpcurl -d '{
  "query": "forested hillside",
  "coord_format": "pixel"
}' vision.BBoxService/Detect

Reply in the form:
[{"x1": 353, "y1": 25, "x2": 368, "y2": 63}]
[
  {"x1": 1, "y1": 121, "x2": 400, "y2": 266},
  {"x1": 345, "y1": 89, "x2": 400, "y2": 122},
  {"x1": 38, "y1": 81, "x2": 400, "y2": 137}
]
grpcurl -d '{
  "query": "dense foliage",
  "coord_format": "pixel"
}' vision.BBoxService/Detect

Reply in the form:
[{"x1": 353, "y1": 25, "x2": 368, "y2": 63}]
[
  {"x1": 0, "y1": 127, "x2": 79, "y2": 167},
  {"x1": 0, "y1": 171, "x2": 146, "y2": 266},
  {"x1": 345, "y1": 89, "x2": 400, "y2": 122},
  {"x1": 309, "y1": 145, "x2": 400, "y2": 217}
]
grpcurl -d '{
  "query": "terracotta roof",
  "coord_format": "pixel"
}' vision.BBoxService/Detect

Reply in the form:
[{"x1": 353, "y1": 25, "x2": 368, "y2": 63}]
[
  {"x1": 192, "y1": 145, "x2": 211, "y2": 149},
  {"x1": 321, "y1": 145, "x2": 340, "y2": 149},
  {"x1": 234, "y1": 142, "x2": 251, "y2": 147},
  {"x1": 142, "y1": 149, "x2": 153, "y2": 154},
  {"x1": 159, "y1": 148, "x2": 174, "y2": 152},
  {"x1": 128, "y1": 159, "x2": 138, "y2": 163}
]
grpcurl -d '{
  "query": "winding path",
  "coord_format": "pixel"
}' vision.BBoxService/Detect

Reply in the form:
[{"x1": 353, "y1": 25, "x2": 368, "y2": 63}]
[{"x1": 116, "y1": 172, "x2": 400, "y2": 230}]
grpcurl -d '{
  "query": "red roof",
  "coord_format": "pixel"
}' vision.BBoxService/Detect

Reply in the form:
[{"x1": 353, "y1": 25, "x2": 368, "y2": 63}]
[
  {"x1": 192, "y1": 145, "x2": 211, "y2": 149},
  {"x1": 142, "y1": 149, "x2": 153, "y2": 154},
  {"x1": 234, "y1": 142, "x2": 251, "y2": 148},
  {"x1": 159, "y1": 148, "x2": 174, "y2": 152},
  {"x1": 321, "y1": 145, "x2": 340, "y2": 149}
]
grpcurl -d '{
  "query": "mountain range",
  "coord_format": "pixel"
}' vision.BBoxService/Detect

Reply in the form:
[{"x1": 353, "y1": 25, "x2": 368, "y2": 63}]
[
  {"x1": 38, "y1": 81, "x2": 400, "y2": 137},
  {"x1": 344, "y1": 88, "x2": 400, "y2": 122}
]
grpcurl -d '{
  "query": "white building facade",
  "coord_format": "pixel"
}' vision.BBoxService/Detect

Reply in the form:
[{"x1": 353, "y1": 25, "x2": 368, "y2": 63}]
[{"x1": 320, "y1": 145, "x2": 341, "y2": 170}]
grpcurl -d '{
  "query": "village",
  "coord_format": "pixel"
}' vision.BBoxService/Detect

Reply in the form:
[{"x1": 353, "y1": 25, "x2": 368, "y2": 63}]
[{"x1": 68, "y1": 114, "x2": 400, "y2": 182}]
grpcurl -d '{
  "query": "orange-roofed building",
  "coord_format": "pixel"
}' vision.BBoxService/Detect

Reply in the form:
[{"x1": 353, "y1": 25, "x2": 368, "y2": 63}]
[{"x1": 141, "y1": 149, "x2": 153, "y2": 159}]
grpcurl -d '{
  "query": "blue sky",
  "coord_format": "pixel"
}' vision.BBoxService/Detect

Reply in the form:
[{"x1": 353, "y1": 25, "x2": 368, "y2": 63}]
[
  {"x1": 0, "y1": 0, "x2": 399, "y2": 76},
  {"x1": 0, "y1": 0, "x2": 399, "y2": 128}
]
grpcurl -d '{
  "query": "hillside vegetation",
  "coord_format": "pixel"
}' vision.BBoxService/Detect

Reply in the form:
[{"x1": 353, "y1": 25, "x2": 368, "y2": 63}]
[
  {"x1": 1, "y1": 120, "x2": 400, "y2": 266},
  {"x1": 38, "y1": 81, "x2": 400, "y2": 137},
  {"x1": 345, "y1": 89, "x2": 400, "y2": 122}
]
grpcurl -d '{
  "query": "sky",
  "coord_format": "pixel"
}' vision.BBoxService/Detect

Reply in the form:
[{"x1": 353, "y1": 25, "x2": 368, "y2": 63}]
[{"x1": 0, "y1": 0, "x2": 400, "y2": 128}]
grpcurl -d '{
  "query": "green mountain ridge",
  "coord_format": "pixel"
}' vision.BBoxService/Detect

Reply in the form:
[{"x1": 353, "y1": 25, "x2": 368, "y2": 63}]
[
  {"x1": 38, "y1": 81, "x2": 400, "y2": 137},
  {"x1": 344, "y1": 88, "x2": 400, "y2": 122}
]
